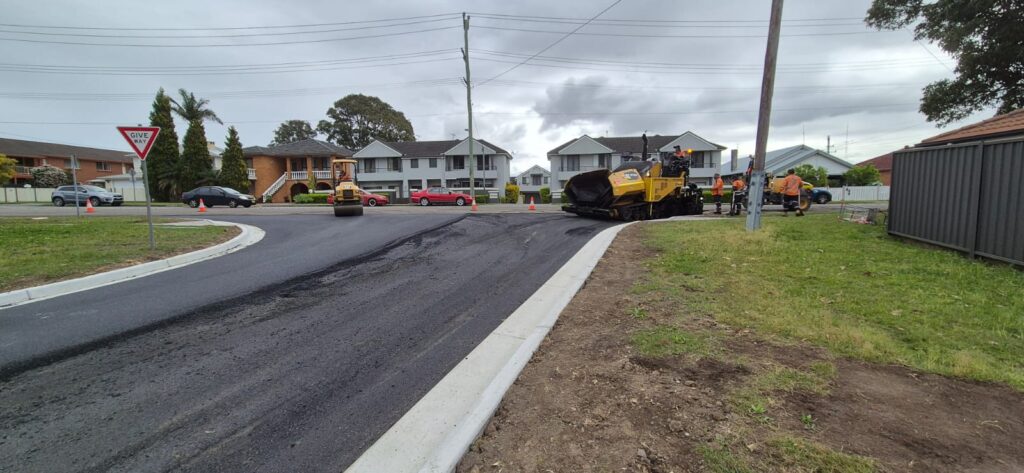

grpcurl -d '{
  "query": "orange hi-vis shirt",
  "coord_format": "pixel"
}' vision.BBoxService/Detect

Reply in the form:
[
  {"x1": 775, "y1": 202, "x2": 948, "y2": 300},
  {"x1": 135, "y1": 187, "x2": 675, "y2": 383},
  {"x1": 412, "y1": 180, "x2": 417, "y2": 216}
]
[
  {"x1": 732, "y1": 179, "x2": 746, "y2": 191},
  {"x1": 783, "y1": 174, "x2": 803, "y2": 196},
  {"x1": 711, "y1": 177, "x2": 724, "y2": 196}
]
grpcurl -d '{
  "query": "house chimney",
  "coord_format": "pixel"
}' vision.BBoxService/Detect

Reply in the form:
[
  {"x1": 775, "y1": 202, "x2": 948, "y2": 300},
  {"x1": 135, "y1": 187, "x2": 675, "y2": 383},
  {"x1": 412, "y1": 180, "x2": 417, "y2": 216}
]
[{"x1": 730, "y1": 149, "x2": 738, "y2": 171}]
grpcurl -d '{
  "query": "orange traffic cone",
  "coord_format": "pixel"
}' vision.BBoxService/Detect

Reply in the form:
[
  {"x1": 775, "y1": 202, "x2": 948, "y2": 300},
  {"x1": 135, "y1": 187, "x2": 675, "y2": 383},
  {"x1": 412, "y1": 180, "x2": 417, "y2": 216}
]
[
  {"x1": 471, "y1": 198, "x2": 478, "y2": 211},
  {"x1": 85, "y1": 198, "x2": 95, "y2": 214},
  {"x1": 528, "y1": 196, "x2": 536, "y2": 211},
  {"x1": 198, "y1": 198, "x2": 207, "y2": 213}
]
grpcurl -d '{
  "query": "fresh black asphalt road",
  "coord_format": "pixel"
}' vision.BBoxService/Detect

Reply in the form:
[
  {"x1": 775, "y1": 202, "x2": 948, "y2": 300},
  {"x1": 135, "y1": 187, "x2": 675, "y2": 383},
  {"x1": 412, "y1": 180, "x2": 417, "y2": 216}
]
[{"x1": 0, "y1": 213, "x2": 615, "y2": 472}]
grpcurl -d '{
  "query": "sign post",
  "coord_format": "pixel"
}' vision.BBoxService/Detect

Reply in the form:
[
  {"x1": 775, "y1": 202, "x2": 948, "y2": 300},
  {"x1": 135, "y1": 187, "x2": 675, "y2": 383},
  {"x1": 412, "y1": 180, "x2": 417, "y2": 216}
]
[
  {"x1": 70, "y1": 154, "x2": 80, "y2": 218},
  {"x1": 116, "y1": 126, "x2": 161, "y2": 250}
]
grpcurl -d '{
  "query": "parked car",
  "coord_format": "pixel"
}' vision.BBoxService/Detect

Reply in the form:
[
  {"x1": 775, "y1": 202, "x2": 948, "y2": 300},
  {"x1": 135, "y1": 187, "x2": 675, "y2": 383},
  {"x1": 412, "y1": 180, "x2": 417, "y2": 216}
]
[
  {"x1": 51, "y1": 185, "x2": 123, "y2": 207},
  {"x1": 359, "y1": 189, "x2": 389, "y2": 207},
  {"x1": 410, "y1": 187, "x2": 473, "y2": 206},
  {"x1": 181, "y1": 186, "x2": 254, "y2": 208},
  {"x1": 811, "y1": 188, "x2": 832, "y2": 204}
]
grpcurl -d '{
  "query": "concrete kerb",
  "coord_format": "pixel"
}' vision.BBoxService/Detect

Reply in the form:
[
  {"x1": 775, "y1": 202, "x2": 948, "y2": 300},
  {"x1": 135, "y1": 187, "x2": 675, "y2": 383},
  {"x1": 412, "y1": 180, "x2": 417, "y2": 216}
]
[
  {"x1": 346, "y1": 215, "x2": 713, "y2": 473},
  {"x1": 0, "y1": 219, "x2": 265, "y2": 309}
]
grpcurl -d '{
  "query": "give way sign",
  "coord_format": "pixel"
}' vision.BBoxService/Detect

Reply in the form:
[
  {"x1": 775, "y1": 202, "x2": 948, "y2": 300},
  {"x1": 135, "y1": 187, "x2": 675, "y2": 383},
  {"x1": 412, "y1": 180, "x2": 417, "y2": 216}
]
[{"x1": 116, "y1": 126, "x2": 161, "y2": 160}]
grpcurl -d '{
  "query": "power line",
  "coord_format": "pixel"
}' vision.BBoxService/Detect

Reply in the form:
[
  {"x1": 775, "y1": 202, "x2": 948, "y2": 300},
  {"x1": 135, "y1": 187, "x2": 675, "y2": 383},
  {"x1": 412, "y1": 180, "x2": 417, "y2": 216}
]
[
  {"x1": 0, "y1": 13, "x2": 461, "y2": 31},
  {"x1": 475, "y1": 0, "x2": 623, "y2": 88},
  {"x1": 0, "y1": 25, "x2": 459, "y2": 47},
  {"x1": 0, "y1": 56, "x2": 461, "y2": 76},
  {"x1": 467, "y1": 12, "x2": 865, "y2": 24},
  {"x1": 473, "y1": 25, "x2": 894, "y2": 38},
  {"x1": 0, "y1": 17, "x2": 457, "y2": 39},
  {"x1": 472, "y1": 56, "x2": 941, "y2": 75},
  {"x1": 471, "y1": 15, "x2": 865, "y2": 29},
  {"x1": 474, "y1": 49, "x2": 940, "y2": 69}
]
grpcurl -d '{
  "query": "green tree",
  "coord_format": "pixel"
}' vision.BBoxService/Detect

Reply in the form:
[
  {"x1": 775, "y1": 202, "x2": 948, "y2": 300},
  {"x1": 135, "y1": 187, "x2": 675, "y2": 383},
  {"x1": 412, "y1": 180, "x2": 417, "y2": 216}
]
[
  {"x1": 147, "y1": 88, "x2": 180, "y2": 201},
  {"x1": 271, "y1": 120, "x2": 317, "y2": 145},
  {"x1": 0, "y1": 154, "x2": 15, "y2": 184},
  {"x1": 316, "y1": 94, "x2": 415, "y2": 149},
  {"x1": 218, "y1": 126, "x2": 249, "y2": 192},
  {"x1": 172, "y1": 89, "x2": 222, "y2": 192},
  {"x1": 866, "y1": 0, "x2": 1024, "y2": 125},
  {"x1": 30, "y1": 165, "x2": 69, "y2": 187},
  {"x1": 793, "y1": 164, "x2": 829, "y2": 187},
  {"x1": 843, "y1": 164, "x2": 882, "y2": 186}
]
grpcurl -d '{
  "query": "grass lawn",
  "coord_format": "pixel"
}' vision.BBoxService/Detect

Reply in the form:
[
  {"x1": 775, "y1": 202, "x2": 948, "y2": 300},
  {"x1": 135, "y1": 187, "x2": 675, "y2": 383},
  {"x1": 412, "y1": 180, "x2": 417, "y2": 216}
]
[
  {"x1": 0, "y1": 216, "x2": 238, "y2": 291},
  {"x1": 643, "y1": 214, "x2": 1024, "y2": 390}
]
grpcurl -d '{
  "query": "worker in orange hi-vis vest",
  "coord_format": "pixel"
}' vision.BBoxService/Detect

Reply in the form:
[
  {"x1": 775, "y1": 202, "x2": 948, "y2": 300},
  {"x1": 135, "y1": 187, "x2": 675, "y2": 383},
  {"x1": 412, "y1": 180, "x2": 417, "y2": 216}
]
[
  {"x1": 730, "y1": 176, "x2": 747, "y2": 216},
  {"x1": 711, "y1": 173, "x2": 725, "y2": 214},
  {"x1": 782, "y1": 168, "x2": 805, "y2": 217}
]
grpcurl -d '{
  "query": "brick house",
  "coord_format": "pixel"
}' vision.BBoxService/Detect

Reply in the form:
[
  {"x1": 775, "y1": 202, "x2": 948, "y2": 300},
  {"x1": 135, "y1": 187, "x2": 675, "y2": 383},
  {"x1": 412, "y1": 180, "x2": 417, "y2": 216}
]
[
  {"x1": 857, "y1": 152, "x2": 895, "y2": 185},
  {"x1": 242, "y1": 139, "x2": 354, "y2": 203},
  {"x1": 0, "y1": 137, "x2": 134, "y2": 187}
]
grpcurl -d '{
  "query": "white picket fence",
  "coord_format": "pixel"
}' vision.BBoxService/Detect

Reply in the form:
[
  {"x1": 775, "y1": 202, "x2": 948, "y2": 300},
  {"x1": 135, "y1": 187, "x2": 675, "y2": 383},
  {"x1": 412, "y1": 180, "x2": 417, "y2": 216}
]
[
  {"x1": 0, "y1": 186, "x2": 150, "y2": 203},
  {"x1": 825, "y1": 186, "x2": 890, "y2": 201}
]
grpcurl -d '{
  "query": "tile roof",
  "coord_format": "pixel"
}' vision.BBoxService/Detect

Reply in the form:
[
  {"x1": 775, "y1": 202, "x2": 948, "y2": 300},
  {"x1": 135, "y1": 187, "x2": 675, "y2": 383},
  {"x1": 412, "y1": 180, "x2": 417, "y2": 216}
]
[
  {"x1": 857, "y1": 152, "x2": 894, "y2": 171},
  {"x1": 383, "y1": 139, "x2": 511, "y2": 156},
  {"x1": 0, "y1": 137, "x2": 133, "y2": 163},
  {"x1": 243, "y1": 139, "x2": 353, "y2": 158},
  {"x1": 920, "y1": 108, "x2": 1024, "y2": 145},
  {"x1": 547, "y1": 133, "x2": 725, "y2": 155}
]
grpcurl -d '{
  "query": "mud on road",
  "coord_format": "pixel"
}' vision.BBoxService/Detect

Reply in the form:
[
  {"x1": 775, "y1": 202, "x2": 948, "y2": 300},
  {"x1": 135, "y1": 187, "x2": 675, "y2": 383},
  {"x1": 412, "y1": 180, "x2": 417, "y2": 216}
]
[{"x1": 0, "y1": 214, "x2": 613, "y2": 473}]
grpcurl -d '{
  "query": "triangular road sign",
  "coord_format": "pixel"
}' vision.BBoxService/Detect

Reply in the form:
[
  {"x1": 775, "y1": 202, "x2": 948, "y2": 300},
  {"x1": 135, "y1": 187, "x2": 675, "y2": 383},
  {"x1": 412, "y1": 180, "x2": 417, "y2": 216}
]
[{"x1": 117, "y1": 126, "x2": 161, "y2": 160}]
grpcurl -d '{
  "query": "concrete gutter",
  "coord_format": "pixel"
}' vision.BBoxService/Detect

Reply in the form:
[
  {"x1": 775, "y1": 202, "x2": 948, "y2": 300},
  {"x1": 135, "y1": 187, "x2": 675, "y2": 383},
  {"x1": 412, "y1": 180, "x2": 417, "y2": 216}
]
[
  {"x1": 0, "y1": 219, "x2": 265, "y2": 309},
  {"x1": 346, "y1": 215, "x2": 710, "y2": 473}
]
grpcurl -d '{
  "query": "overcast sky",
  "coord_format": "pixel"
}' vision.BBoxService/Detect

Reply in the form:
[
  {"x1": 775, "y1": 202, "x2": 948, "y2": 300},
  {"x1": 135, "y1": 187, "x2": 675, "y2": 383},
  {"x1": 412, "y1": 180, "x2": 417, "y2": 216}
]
[{"x1": 0, "y1": 0, "x2": 994, "y2": 173}]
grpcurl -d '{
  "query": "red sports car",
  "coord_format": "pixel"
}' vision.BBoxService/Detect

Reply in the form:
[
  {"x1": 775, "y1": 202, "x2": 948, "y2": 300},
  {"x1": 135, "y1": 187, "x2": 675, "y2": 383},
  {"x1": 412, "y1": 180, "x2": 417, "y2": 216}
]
[
  {"x1": 410, "y1": 187, "x2": 473, "y2": 206},
  {"x1": 359, "y1": 190, "x2": 389, "y2": 207}
]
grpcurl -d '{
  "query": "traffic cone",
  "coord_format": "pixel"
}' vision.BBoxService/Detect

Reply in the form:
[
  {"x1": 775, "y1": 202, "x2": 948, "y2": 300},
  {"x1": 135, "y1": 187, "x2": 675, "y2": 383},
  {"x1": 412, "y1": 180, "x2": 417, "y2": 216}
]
[
  {"x1": 528, "y1": 196, "x2": 536, "y2": 211},
  {"x1": 198, "y1": 198, "x2": 207, "y2": 213},
  {"x1": 471, "y1": 198, "x2": 478, "y2": 211},
  {"x1": 86, "y1": 198, "x2": 95, "y2": 214}
]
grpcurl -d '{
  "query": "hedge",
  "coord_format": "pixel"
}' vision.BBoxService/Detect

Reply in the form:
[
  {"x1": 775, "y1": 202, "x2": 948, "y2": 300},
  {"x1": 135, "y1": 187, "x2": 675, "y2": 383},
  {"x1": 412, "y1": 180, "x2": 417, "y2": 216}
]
[
  {"x1": 293, "y1": 193, "x2": 329, "y2": 204},
  {"x1": 539, "y1": 187, "x2": 552, "y2": 204},
  {"x1": 702, "y1": 190, "x2": 734, "y2": 201}
]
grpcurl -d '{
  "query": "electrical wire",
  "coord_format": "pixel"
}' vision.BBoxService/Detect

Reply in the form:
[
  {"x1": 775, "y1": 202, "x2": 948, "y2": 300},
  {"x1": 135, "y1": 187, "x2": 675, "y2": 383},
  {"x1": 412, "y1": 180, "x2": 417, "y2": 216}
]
[
  {"x1": 0, "y1": 13, "x2": 461, "y2": 31},
  {"x1": 472, "y1": 25, "x2": 893, "y2": 38}
]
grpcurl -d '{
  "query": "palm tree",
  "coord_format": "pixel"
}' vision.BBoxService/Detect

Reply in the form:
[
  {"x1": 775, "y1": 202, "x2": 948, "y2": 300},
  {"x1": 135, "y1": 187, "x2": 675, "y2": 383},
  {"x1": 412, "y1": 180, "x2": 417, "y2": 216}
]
[{"x1": 170, "y1": 89, "x2": 223, "y2": 125}]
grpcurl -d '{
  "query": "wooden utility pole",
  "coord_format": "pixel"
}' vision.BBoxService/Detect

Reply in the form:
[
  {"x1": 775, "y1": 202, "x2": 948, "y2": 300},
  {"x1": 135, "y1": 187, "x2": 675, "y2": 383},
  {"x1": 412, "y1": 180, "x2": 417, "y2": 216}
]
[
  {"x1": 462, "y1": 13, "x2": 476, "y2": 199},
  {"x1": 745, "y1": 0, "x2": 784, "y2": 231}
]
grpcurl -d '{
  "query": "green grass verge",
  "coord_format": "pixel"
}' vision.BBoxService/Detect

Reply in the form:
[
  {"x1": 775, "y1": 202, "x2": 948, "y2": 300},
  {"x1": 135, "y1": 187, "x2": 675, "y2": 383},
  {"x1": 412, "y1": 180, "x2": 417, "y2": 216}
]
[
  {"x1": 643, "y1": 214, "x2": 1024, "y2": 390},
  {"x1": 699, "y1": 443, "x2": 752, "y2": 473},
  {"x1": 766, "y1": 437, "x2": 875, "y2": 472},
  {"x1": 631, "y1": 326, "x2": 715, "y2": 358},
  {"x1": 0, "y1": 216, "x2": 236, "y2": 291}
]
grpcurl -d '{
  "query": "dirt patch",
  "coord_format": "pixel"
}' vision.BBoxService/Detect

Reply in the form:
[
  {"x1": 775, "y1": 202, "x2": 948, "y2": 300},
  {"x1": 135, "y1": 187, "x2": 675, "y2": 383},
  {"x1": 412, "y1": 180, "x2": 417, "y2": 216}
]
[{"x1": 457, "y1": 224, "x2": 1024, "y2": 472}]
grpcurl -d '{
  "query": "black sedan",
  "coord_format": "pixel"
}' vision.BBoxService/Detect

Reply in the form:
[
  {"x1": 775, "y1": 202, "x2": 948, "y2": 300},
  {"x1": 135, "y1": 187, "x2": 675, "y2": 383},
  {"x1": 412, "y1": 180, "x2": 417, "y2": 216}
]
[{"x1": 181, "y1": 186, "x2": 255, "y2": 208}]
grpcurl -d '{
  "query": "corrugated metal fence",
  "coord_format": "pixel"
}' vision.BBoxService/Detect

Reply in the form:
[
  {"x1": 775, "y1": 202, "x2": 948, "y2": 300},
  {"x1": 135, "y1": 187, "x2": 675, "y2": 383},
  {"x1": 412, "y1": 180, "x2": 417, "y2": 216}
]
[{"x1": 889, "y1": 137, "x2": 1024, "y2": 266}]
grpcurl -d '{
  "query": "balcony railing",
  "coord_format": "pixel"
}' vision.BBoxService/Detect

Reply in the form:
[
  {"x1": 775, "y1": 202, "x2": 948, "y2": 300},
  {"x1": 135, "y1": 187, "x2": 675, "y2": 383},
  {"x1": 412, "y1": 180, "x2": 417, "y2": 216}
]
[
  {"x1": 558, "y1": 165, "x2": 610, "y2": 172},
  {"x1": 289, "y1": 171, "x2": 308, "y2": 180},
  {"x1": 312, "y1": 170, "x2": 331, "y2": 179},
  {"x1": 247, "y1": 168, "x2": 256, "y2": 180},
  {"x1": 14, "y1": 165, "x2": 32, "y2": 174}
]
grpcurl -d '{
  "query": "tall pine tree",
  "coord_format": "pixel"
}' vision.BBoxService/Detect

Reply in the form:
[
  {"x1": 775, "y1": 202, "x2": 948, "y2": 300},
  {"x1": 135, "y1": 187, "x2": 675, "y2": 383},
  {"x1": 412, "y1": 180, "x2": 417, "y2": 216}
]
[
  {"x1": 218, "y1": 126, "x2": 249, "y2": 192},
  {"x1": 172, "y1": 89, "x2": 222, "y2": 192},
  {"x1": 147, "y1": 88, "x2": 180, "y2": 201}
]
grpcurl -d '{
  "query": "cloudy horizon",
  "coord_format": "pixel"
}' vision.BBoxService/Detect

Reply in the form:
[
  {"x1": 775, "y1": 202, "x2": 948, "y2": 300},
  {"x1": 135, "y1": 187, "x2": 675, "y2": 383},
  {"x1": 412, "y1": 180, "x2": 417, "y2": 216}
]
[{"x1": 0, "y1": 0, "x2": 993, "y2": 174}]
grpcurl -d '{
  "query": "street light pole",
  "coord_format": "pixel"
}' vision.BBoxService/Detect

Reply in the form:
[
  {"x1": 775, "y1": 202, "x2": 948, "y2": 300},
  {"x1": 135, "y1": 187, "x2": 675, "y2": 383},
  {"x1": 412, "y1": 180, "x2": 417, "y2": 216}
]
[{"x1": 746, "y1": 0, "x2": 784, "y2": 231}]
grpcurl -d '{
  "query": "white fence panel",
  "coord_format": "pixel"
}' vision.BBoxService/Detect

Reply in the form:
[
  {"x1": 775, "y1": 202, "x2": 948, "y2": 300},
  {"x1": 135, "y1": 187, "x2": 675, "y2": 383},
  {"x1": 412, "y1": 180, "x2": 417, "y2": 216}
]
[
  {"x1": 0, "y1": 186, "x2": 150, "y2": 203},
  {"x1": 825, "y1": 186, "x2": 890, "y2": 201}
]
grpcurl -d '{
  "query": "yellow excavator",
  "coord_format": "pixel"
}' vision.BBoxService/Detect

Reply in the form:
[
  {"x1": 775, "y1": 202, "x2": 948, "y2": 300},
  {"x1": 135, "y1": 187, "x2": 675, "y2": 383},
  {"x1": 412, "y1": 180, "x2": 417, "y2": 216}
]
[
  {"x1": 331, "y1": 158, "x2": 363, "y2": 217},
  {"x1": 562, "y1": 138, "x2": 704, "y2": 221}
]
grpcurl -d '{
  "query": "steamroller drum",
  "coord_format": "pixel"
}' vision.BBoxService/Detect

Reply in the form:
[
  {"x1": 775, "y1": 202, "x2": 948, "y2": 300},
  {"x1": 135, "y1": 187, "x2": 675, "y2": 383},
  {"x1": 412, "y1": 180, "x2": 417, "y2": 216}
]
[{"x1": 334, "y1": 204, "x2": 364, "y2": 217}]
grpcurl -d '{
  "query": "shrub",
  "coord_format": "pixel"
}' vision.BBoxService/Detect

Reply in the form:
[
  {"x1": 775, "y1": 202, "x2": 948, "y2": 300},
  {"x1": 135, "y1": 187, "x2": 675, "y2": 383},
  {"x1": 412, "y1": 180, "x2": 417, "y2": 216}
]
[
  {"x1": 539, "y1": 187, "x2": 552, "y2": 203},
  {"x1": 292, "y1": 193, "x2": 329, "y2": 204},
  {"x1": 30, "y1": 165, "x2": 70, "y2": 188},
  {"x1": 504, "y1": 183, "x2": 520, "y2": 204},
  {"x1": 473, "y1": 194, "x2": 490, "y2": 204}
]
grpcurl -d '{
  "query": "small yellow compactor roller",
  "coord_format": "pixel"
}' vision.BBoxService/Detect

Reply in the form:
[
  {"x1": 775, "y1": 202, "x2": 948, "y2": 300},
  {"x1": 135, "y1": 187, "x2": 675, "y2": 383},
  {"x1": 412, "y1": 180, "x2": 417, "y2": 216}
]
[
  {"x1": 331, "y1": 158, "x2": 363, "y2": 217},
  {"x1": 562, "y1": 154, "x2": 704, "y2": 221}
]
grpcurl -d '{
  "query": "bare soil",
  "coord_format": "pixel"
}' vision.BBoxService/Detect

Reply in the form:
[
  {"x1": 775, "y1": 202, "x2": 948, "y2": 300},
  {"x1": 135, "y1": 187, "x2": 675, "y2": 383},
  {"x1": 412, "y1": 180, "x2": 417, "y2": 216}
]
[{"x1": 457, "y1": 224, "x2": 1024, "y2": 472}]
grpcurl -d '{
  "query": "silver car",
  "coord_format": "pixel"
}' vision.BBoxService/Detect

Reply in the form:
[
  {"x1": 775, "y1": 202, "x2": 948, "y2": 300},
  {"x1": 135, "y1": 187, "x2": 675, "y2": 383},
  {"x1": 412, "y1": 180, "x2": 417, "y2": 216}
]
[{"x1": 51, "y1": 185, "x2": 124, "y2": 207}]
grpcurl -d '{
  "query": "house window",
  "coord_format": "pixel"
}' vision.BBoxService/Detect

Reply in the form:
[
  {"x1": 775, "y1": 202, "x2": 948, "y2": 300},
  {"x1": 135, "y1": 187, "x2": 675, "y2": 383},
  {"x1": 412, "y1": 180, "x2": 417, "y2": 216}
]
[
  {"x1": 290, "y1": 158, "x2": 307, "y2": 171},
  {"x1": 476, "y1": 155, "x2": 494, "y2": 171},
  {"x1": 67, "y1": 158, "x2": 80, "y2": 170},
  {"x1": 363, "y1": 159, "x2": 376, "y2": 173},
  {"x1": 389, "y1": 157, "x2": 402, "y2": 172},
  {"x1": 598, "y1": 154, "x2": 611, "y2": 169},
  {"x1": 543, "y1": 176, "x2": 549, "y2": 184},
  {"x1": 410, "y1": 158, "x2": 419, "y2": 169},
  {"x1": 562, "y1": 155, "x2": 580, "y2": 172},
  {"x1": 95, "y1": 161, "x2": 110, "y2": 172},
  {"x1": 691, "y1": 152, "x2": 706, "y2": 168},
  {"x1": 531, "y1": 175, "x2": 542, "y2": 185},
  {"x1": 245, "y1": 158, "x2": 254, "y2": 168},
  {"x1": 313, "y1": 157, "x2": 329, "y2": 170},
  {"x1": 450, "y1": 156, "x2": 465, "y2": 170},
  {"x1": 429, "y1": 158, "x2": 438, "y2": 168}
]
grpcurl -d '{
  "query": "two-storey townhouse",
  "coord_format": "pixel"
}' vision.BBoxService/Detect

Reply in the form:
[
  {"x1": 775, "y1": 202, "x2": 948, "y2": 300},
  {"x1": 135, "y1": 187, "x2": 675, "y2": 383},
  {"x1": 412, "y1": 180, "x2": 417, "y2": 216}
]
[
  {"x1": 243, "y1": 139, "x2": 354, "y2": 203},
  {"x1": 352, "y1": 138, "x2": 512, "y2": 200},
  {"x1": 546, "y1": 132, "x2": 727, "y2": 201},
  {"x1": 0, "y1": 137, "x2": 136, "y2": 187},
  {"x1": 514, "y1": 165, "x2": 550, "y2": 204}
]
